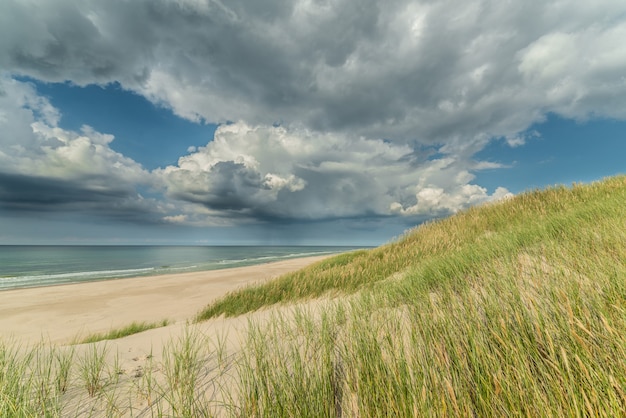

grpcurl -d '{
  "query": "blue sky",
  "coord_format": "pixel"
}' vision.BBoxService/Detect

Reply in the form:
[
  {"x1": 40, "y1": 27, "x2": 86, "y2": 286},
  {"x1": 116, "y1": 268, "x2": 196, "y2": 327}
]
[
  {"x1": 30, "y1": 80, "x2": 218, "y2": 170},
  {"x1": 475, "y1": 115, "x2": 626, "y2": 193},
  {"x1": 0, "y1": 0, "x2": 625, "y2": 245}
]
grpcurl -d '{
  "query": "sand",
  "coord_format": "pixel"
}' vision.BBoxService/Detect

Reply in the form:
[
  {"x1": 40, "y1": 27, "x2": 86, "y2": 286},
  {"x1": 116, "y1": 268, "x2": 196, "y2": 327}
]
[{"x1": 0, "y1": 255, "x2": 330, "y2": 344}]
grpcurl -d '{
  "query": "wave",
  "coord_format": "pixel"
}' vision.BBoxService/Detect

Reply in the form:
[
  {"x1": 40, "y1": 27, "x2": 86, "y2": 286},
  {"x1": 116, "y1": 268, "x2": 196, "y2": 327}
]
[
  {"x1": 0, "y1": 267, "x2": 156, "y2": 290},
  {"x1": 216, "y1": 250, "x2": 336, "y2": 265},
  {"x1": 0, "y1": 247, "x2": 351, "y2": 291}
]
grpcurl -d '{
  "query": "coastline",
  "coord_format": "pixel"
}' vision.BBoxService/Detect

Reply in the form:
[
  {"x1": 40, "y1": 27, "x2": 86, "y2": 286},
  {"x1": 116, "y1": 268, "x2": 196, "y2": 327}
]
[
  {"x1": 0, "y1": 254, "x2": 332, "y2": 344},
  {"x1": 0, "y1": 245, "x2": 355, "y2": 291}
]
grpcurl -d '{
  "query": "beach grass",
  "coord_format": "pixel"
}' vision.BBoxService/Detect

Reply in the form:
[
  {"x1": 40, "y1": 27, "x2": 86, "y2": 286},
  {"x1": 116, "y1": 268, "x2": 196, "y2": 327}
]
[
  {"x1": 78, "y1": 343, "x2": 109, "y2": 397},
  {"x1": 1, "y1": 175, "x2": 625, "y2": 416},
  {"x1": 77, "y1": 319, "x2": 171, "y2": 344},
  {"x1": 197, "y1": 175, "x2": 626, "y2": 321},
  {"x1": 0, "y1": 341, "x2": 75, "y2": 416},
  {"x1": 206, "y1": 175, "x2": 626, "y2": 416}
]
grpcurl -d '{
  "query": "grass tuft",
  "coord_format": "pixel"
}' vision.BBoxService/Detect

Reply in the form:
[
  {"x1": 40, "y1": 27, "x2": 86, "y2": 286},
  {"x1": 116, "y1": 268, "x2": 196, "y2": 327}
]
[{"x1": 78, "y1": 319, "x2": 171, "y2": 344}]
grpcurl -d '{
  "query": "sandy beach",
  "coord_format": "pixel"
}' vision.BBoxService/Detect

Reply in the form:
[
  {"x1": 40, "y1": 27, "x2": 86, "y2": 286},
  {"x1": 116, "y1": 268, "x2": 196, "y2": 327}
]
[
  {"x1": 0, "y1": 255, "x2": 330, "y2": 344},
  {"x1": 0, "y1": 254, "x2": 334, "y2": 416}
]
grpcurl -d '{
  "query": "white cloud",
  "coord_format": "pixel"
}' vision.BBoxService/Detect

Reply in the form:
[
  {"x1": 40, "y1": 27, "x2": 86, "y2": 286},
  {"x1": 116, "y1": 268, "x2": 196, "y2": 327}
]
[
  {"x1": 390, "y1": 185, "x2": 513, "y2": 216},
  {"x1": 163, "y1": 214, "x2": 188, "y2": 224},
  {"x1": 0, "y1": 77, "x2": 144, "y2": 179},
  {"x1": 516, "y1": 22, "x2": 626, "y2": 120},
  {"x1": 159, "y1": 122, "x2": 510, "y2": 224},
  {"x1": 0, "y1": 76, "x2": 163, "y2": 220}
]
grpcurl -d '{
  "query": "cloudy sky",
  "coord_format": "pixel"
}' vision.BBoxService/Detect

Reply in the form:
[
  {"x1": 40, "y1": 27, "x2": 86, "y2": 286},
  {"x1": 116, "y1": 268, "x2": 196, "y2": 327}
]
[{"x1": 1, "y1": 0, "x2": 625, "y2": 245}]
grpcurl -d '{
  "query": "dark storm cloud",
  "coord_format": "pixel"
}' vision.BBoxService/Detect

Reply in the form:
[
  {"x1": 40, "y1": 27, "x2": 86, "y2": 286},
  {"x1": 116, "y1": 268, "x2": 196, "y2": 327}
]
[
  {"x1": 0, "y1": 171, "x2": 165, "y2": 223},
  {"x1": 1, "y1": 0, "x2": 153, "y2": 85},
  {"x1": 165, "y1": 160, "x2": 270, "y2": 215},
  {"x1": 3, "y1": 0, "x2": 625, "y2": 142},
  {"x1": 0, "y1": 172, "x2": 126, "y2": 208}
]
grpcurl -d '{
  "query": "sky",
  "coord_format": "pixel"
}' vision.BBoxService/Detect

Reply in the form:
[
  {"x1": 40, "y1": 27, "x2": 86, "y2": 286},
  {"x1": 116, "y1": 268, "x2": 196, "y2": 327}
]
[{"x1": 0, "y1": 0, "x2": 625, "y2": 246}]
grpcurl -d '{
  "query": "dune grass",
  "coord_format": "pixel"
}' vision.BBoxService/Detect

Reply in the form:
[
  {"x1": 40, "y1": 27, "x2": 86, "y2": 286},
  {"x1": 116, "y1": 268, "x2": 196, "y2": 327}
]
[
  {"x1": 0, "y1": 341, "x2": 76, "y2": 416},
  {"x1": 205, "y1": 175, "x2": 626, "y2": 416},
  {"x1": 2, "y1": 175, "x2": 625, "y2": 416},
  {"x1": 77, "y1": 319, "x2": 171, "y2": 344},
  {"x1": 197, "y1": 175, "x2": 626, "y2": 321},
  {"x1": 0, "y1": 328, "x2": 232, "y2": 417}
]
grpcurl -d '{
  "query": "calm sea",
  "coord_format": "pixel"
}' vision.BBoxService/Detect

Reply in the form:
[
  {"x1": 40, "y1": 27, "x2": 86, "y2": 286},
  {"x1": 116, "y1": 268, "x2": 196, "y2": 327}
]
[{"x1": 0, "y1": 246, "x2": 362, "y2": 291}]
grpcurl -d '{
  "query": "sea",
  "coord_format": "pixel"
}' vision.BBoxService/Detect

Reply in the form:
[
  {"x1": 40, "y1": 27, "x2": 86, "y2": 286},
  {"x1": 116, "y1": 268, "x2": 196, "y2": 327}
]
[{"x1": 0, "y1": 245, "x2": 363, "y2": 291}]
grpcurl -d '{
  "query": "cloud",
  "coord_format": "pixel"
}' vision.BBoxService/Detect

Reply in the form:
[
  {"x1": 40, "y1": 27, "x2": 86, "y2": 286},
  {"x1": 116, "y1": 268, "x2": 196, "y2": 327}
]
[
  {"x1": 1, "y1": 0, "x2": 625, "y2": 234},
  {"x1": 159, "y1": 122, "x2": 509, "y2": 224},
  {"x1": 2, "y1": 77, "x2": 506, "y2": 227},
  {"x1": 390, "y1": 185, "x2": 512, "y2": 217},
  {"x1": 0, "y1": 77, "x2": 164, "y2": 222},
  {"x1": 2, "y1": 0, "x2": 625, "y2": 145}
]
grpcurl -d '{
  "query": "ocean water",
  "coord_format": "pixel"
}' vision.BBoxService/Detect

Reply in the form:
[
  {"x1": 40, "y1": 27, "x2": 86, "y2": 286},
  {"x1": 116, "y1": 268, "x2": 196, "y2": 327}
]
[{"x1": 0, "y1": 246, "x2": 361, "y2": 291}]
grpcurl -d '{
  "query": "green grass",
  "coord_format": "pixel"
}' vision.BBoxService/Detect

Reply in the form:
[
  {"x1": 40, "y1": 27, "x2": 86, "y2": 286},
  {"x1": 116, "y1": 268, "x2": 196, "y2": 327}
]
[
  {"x1": 78, "y1": 343, "x2": 109, "y2": 397},
  {"x1": 0, "y1": 341, "x2": 76, "y2": 416},
  {"x1": 197, "y1": 175, "x2": 626, "y2": 321},
  {"x1": 78, "y1": 319, "x2": 171, "y2": 344},
  {"x1": 202, "y1": 175, "x2": 626, "y2": 416}
]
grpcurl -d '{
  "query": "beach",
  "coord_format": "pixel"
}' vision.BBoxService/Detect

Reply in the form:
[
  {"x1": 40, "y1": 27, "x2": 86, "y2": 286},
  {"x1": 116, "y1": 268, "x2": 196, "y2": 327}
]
[
  {"x1": 0, "y1": 255, "x2": 331, "y2": 344},
  {"x1": 0, "y1": 254, "x2": 334, "y2": 416}
]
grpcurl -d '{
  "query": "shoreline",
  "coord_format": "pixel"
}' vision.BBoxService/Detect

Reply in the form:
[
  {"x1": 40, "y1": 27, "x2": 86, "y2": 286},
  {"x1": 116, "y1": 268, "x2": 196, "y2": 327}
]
[
  {"x1": 0, "y1": 254, "x2": 332, "y2": 344},
  {"x1": 0, "y1": 246, "x2": 359, "y2": 292},
  {"x1": 0, "y1": 252, "x2": 339, "y2": 293}
]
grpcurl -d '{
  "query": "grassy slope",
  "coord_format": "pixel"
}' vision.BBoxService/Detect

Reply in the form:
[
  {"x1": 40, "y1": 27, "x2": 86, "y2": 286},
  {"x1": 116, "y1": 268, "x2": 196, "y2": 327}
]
[
  {"x1": 198, "y1": 175, "x2": 626, "y2": 320},
  {"x1": 201, "y1": 175, "x2": 626, "y2": 416}
]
